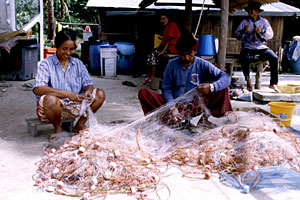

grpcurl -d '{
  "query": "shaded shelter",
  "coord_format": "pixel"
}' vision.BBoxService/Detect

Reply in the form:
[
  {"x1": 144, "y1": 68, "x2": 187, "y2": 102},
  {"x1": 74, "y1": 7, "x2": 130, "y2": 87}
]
[
  {"x1": 86, "y1": 0, "x2": 300, "y2": 74},
  {"x1": 138, "y1": 0, "x2": 281, "y2": 70}
]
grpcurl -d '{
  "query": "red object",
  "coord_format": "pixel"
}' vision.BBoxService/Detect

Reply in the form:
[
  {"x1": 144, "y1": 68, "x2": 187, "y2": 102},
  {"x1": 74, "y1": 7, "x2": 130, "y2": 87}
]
[
  {"x1": 44, "y1": 48, "x2": 56, "y2": 58},
  {"x1": 138, "y1": 88, "x2": 165, "y2": 115},
  {"x1": 85, "y1": 26, "x2": 91, "y2": 32},
  {"x1": 138, "y1": 87, "x2": 233, "y2": 117},
  {"x1": 161, "y1": 22, "x2": 181, "y2": 54}
]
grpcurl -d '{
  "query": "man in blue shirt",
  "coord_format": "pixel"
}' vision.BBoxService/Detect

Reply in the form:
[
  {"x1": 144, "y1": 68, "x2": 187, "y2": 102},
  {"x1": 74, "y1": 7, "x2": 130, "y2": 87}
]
[
  {"x1": 138, "y1": 32, "x2": 232, "y2": 118},
  {"x1": 235, "y1": 2, "x2": 280, "y2": 92}
]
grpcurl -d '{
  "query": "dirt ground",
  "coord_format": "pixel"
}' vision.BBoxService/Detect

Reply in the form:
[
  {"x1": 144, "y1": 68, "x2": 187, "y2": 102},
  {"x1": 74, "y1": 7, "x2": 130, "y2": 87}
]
[{"x1": 0, "y1": 74, "x2": 300, "y2": 200}]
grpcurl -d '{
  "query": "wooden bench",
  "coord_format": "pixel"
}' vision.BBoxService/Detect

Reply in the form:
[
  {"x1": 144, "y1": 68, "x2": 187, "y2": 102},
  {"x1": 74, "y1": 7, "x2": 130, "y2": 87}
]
[
  {"x1": 249, "y1": 59, "x2": 269, "y2": 89},
  {"x1": 225, "y1": 53, "x2": 269, "y2": 89},
  {"x1": 25, "y1": 118, "x2": 74, "y2": 137}
]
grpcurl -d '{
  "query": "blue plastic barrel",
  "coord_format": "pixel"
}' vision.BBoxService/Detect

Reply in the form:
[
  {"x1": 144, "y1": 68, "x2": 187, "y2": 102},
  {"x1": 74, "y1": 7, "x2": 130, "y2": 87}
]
[
  {"x1": 89, "y1": 40, "x2": 109, "y2": 75},
  {"x1": 197, "y1": 35, "x2": 216, "y2": 56},
  {"x1": 288, "y1": 41, "x2": 300, "y2": 74},
  {"x1": 114, "y1": 42, "x2": 135, "y2": 73},
  {"x1": 291, "y1": 59, "x2": 300, "y2": 74}
]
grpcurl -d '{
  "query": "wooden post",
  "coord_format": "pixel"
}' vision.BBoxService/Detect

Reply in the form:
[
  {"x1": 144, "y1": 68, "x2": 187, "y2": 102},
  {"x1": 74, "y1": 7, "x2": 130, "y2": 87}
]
[
  {"x1": 185, "y1": 0, "x2": 193, "y2": 33},
  {"x1": 97, "y1": 8, "x2": 102, "y2": 40},
  {"x1": 217, "y1": 0, "x2": 229, "y2": 71}
]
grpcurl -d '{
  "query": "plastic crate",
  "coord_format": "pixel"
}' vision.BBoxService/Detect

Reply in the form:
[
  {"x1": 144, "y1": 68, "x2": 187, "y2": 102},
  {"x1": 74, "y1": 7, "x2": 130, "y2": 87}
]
[
  {"x1": 44, "y1": 48, "x2": 56, "y2": 58},
  {"x1": 277, "y1": 85, "x2": 300, "y2": 94}
]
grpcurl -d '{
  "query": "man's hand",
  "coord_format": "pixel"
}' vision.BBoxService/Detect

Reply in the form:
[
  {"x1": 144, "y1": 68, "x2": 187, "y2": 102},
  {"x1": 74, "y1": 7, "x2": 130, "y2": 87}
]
[
  {"x1": 245, "y1": 25, "x2": 251, "y2": 32},
  {"x1": 197, "y1": 83, "x2": 211, "y2": 95},
  {"x1": 254, "y1": 27, "x2": 262, "y2": 34},
  {"x1": 67, "y1": 91, "x2": 84, "y2": 102},
  {"x1": 170, "y1": 106, "x2": 183, "y2": 123}
]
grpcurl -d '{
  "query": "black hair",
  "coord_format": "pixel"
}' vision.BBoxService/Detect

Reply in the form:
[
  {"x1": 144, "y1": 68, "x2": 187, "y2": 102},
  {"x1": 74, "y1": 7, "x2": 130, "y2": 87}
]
[
  {"x1": 175, "y1": 31, "x2": 197, "y2": 54},
  {"x1": 158, "y1": 11, "x2": 171, "y2": 20},
  {"x1": 245, "y1": 2, "x2": 263, "y2": 12},
  {"x1": 54, "y1": 28, "x2": 77, "y2": 49}
]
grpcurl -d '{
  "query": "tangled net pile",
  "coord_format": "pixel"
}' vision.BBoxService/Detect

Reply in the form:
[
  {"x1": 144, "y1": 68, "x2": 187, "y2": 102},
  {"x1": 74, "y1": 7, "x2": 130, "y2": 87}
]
[{"x1": 34, "y1": 88, "x2": 300, "y2": 199}]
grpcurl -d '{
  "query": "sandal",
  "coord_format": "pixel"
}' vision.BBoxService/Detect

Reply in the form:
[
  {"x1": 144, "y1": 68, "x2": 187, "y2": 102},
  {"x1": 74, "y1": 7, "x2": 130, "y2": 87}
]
[
  {"x1": 122, "y1": 81, "x2": 137, "y2": 87},
  {"x1": 143, "y1": 78, "x2": 151, "y2": 86},
  {"x1": 269, "y1": 85, "x2": 281, "y2": 93},
  {"x1": 48, "y1": 133, "x2": 58, "y2": 142}
]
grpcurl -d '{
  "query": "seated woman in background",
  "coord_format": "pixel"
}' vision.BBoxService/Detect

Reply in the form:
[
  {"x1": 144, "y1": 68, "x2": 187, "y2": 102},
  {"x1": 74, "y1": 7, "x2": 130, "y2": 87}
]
[
  {"x1": 33, "y1": 29, "x2": 105, "y2": 141},
  {"x1": 144, "y1": 13, "x2": 181, "y2": 86}
]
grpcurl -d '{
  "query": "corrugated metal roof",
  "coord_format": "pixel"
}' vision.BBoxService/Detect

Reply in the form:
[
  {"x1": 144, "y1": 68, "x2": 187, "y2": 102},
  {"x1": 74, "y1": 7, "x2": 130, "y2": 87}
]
[
  {"x1": 87, "y1": 0, "x2": 214, "y2": 10},
  {"x1": 87, "y1": 0, "x2": 140, "y2": 9},
  {"x1": 86, "y1": 0, "x2": 300, "y2": 16},
  {"x1": 212, "y1": 0, "x2": 278, "y2": 12},
  {"x1": 231, "y1": 2, "x2": 300, "y2": 16}
]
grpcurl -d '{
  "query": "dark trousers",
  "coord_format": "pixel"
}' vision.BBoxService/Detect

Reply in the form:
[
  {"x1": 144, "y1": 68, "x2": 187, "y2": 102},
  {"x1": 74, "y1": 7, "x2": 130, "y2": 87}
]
[
  {"x1": 138, "y1": 88, "x2": 233, "y2": 117},
  {"x1": 240, "y1": 48, "x2": 279, "y2": 85}
]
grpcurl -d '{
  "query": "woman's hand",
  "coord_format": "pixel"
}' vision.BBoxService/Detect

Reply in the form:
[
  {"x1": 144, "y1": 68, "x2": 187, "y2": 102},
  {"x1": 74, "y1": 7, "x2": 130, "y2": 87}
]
[
  {"x1": 67, "y1": 91, "x2": 84, "y2": 102},
  {"x1": 197, "y1": 83, "x2": 210, "y2": 95},
  {"x1": 157, "y1": 51, "x2": 163, "y2": 56},
  {"x1": 84, "y1": 90, "x2": 93, "y2": 103}
]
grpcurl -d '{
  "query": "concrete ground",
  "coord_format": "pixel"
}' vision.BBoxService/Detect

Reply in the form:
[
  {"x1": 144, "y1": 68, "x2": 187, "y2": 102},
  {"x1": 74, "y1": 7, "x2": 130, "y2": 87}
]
[{"x1": 0, "y1": 72, "x2": 300, "y2": 200}]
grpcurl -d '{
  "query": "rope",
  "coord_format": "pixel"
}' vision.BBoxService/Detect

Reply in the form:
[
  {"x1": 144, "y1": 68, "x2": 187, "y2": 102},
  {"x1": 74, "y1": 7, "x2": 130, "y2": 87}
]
[{"x1": 193, "y1": 0, "x2": 206, "y2": 38}]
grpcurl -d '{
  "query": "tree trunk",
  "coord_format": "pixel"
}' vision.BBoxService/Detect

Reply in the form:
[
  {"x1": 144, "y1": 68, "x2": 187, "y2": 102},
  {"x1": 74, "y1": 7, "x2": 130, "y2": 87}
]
[
  {"x1": 47, "y1": 0, "x2": 55, "y2": 42},
  {"x1": 217, "y1": 0, "x2": 229, "y2": 71}
]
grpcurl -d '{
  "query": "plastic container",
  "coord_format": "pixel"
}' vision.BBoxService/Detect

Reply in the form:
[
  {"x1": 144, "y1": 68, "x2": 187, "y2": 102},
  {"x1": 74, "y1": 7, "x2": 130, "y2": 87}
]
[
  {"x1": 89, "y1": 40, "x2": 109, "y2": 75},
  {"x1": 290, "y1": 58, "x2": 300, "y2": 74},
  {"x1": 18, "y1": 45, "x2": 39, "y2": 80},
  {"x1": 100, "y1": 45, "x2": 117, "y2": 77},
  {"x1": 197, "y1": 35, "x2": 216, "y2": 56},
  {"x1": 268, "y1": 102, "x2": 296, "y2": 127},
  {"x1": 288, "y1": 41, "x2": 300, "y2": 74},
  {"x1": 154, "y1": 34, "x2": 162, "y2": 49},
  {"x1": 114, "y1": 42, "x2": 135, "y2": 73}
]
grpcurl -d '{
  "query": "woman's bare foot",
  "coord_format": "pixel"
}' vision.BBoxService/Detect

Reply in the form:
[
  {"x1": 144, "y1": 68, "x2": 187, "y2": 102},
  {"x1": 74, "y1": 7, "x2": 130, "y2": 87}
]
[{"x1": 269, "y1": 84, "x2": 281, "y2": 93}]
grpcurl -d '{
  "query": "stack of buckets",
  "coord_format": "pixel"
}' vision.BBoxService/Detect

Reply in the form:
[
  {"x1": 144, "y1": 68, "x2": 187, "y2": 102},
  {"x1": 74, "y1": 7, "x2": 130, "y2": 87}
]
[
  {"x1": 90, "y1": 40, "x2": 109, "y2": 75},
  {"x1": 268, "y1": 102, "x2": 296, "y2": 127},
  {"x1": 90, "y1": 41, "x2": 118, "y2": 77},
  {"x1": 100, "y1": 45, "x2": 117, "y2": 77}
]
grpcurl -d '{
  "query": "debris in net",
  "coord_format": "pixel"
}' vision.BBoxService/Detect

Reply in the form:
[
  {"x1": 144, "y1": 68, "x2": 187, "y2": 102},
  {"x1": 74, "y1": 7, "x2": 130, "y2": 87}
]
[{"x1": 34, "y1": 88, "x2": 300, "y2": 198}]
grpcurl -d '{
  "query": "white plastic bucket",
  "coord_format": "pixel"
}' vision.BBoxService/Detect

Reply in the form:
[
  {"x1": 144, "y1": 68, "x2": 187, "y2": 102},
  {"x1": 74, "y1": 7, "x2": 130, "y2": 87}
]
[{"x1": 100, "y1": 45, "x2": 117, "y2": 77}]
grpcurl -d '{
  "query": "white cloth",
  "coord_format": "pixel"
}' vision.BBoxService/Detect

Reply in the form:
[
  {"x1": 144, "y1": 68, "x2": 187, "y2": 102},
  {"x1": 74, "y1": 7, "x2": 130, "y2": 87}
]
[{"x1": 292, "y1": 36, "x2": 300, "y2": 61}]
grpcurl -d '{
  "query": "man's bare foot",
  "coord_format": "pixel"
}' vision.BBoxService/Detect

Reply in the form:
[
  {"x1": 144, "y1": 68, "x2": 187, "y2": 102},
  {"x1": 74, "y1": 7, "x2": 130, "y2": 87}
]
[
  {"x1": 73, "y1": 124, "x2": 87, "y2": 133},
  {"x1": 269, "y1": 84, "x2": 281, "y2": 93}
]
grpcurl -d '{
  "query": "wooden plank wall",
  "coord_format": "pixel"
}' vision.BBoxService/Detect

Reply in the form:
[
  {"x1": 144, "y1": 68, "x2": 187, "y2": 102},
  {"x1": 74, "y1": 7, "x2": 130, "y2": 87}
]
[{"x1": 197, "y1": 16, "x2": 284, "y2": 55}]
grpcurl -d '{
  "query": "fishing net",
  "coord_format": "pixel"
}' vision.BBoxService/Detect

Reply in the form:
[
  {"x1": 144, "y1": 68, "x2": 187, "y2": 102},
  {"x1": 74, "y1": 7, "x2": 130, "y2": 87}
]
[{"x1": 33, "y1": 88, "x2": 300, "y2": 199}]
